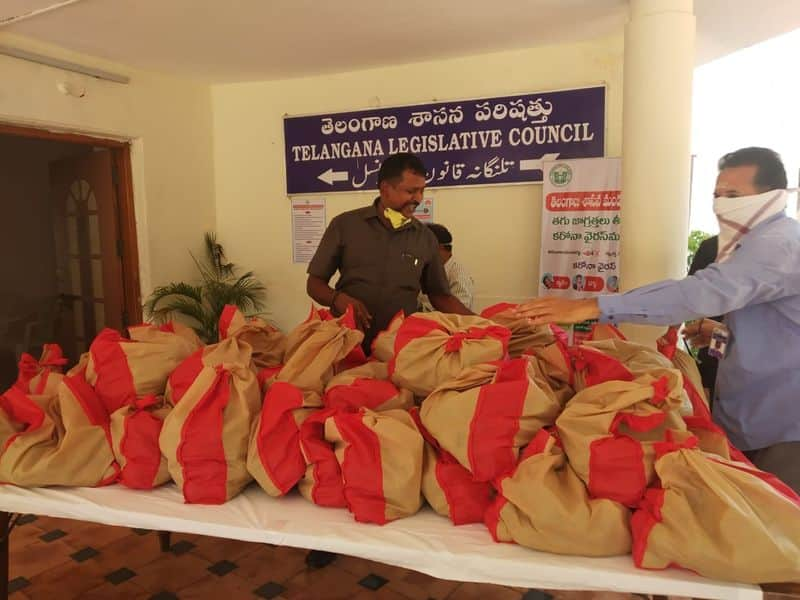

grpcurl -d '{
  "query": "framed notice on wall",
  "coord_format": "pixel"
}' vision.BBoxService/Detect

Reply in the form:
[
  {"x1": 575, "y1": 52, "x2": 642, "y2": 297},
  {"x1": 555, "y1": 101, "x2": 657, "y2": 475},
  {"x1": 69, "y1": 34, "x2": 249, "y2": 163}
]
[
  {"x1": 283, "y1": 86, "x2": 605, "y2": 194},
  {"x1": 539, "y1": 157, "x2": 622, "y2": 343}
]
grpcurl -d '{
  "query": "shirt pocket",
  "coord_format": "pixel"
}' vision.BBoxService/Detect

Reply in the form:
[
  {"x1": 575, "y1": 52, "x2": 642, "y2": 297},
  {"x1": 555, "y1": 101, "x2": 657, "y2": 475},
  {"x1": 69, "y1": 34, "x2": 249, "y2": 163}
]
[{"x1": 397, "y1": 251, "x2": 424, "y2": 290}]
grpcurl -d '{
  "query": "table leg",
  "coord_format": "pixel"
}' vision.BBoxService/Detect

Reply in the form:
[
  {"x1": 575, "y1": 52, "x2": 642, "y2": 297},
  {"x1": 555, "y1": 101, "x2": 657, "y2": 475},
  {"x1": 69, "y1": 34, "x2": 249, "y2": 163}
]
[
  {"x1": 0, "y1": 512, "x2": 10, "y2": 600},
  {"x1": 157, "y1": 531, "x2": 171, "y2": 552}
]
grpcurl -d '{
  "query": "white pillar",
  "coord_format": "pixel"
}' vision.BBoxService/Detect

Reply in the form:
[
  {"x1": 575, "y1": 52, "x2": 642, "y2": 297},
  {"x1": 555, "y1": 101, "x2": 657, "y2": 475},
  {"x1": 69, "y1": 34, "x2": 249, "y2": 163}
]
[{"x1": 620, "y1": 0, "x2": 695, "y2": 343}]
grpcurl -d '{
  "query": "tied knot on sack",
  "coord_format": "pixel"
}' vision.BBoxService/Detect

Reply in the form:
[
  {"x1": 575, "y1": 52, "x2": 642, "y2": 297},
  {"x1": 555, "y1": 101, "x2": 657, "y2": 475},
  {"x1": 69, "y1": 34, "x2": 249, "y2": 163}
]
[
  {"x1": 17, "y1": 347, "x2": 67, "y2": 378},
  {"x1": 650, "y1": 375, "x2": 671, "y2": 406},
  {"x1": 654, "y1": 430, "x2": 699, "y2": 459},
  {"x1": 567, "y1": 347, "x2": 588, "y2": 372},
  {"x1": 134, "y1": 394, "x2": 160, "y2": 410},
  {"x1": 444, "y1": 327, "x2": 489, "y2": 352}
]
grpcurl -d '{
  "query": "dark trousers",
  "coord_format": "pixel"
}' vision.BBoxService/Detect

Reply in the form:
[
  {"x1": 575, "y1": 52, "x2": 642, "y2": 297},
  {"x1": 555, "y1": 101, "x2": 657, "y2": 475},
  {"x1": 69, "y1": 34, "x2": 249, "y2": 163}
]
[{"x1": 744, "y1": 442, "x2": 800, "y2": 494}]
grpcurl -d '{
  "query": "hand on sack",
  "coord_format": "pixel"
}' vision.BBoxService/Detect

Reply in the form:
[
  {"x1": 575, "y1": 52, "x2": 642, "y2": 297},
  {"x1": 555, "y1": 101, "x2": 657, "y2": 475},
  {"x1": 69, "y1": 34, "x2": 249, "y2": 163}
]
[
  {"x1": 514, "y1": 297, "x2": 600, "y2": 325},
  {"x1": 334, "y1": 292, "x2": 373, "y2": 331},
  {"x1": 682, "y1": 318, "x2": 720, "y2": 349}
]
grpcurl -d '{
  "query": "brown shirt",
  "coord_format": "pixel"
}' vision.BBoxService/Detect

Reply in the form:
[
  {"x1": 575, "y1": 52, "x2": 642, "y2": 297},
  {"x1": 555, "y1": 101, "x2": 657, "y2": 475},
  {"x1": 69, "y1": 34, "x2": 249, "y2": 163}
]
[{"x1": 308, "y1": 199, "x2": 450, "y2": 348}]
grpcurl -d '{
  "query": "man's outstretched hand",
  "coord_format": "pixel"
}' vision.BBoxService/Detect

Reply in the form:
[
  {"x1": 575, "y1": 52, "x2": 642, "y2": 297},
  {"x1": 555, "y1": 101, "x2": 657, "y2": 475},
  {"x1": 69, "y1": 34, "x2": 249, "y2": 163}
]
[{"x1": 514, "y1": 297, "x2": 601, "y2": 325}]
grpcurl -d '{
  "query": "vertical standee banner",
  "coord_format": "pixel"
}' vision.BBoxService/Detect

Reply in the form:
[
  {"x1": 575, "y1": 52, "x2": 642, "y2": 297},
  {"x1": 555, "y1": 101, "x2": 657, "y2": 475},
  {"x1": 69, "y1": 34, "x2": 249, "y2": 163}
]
[{"x1": 539, "y1": 157, "x2": 622, "y2": 344}]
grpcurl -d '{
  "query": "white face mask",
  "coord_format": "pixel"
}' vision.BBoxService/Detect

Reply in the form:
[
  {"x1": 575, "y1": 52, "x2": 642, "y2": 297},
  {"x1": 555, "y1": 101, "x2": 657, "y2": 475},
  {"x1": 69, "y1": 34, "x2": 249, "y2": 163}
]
[{"x1": 713, "y1": 189, "x2": 787, "y2": 262}]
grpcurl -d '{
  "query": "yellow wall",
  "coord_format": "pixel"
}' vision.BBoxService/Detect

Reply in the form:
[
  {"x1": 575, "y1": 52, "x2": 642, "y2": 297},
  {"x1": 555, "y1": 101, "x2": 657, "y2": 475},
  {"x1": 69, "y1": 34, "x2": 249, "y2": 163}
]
[
  {"x1": 212, "y1": 35, "x2": 624, "y2": 331},
  {"x1": 0, "y1": 33, "x2": 216, "y2": 299}
]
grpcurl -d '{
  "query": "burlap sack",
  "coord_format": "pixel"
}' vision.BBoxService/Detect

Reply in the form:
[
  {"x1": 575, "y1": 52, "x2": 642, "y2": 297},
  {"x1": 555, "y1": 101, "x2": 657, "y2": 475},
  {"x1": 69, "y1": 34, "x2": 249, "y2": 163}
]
[
  {"x1": 571, "y1": 339, "x2": 675, "y2": 390},
  {"x1": 109, "y1": 394, "x2": 171, "y2": 489},
  {"x1": 256, "y1": 364, "x2": 283, "y2": 395},
  {"x1": 410, "y1": 408, "x2": 492, "y2": 525},
  {"x1": 247, "y1": 381, "x2": 315, "y2": 497},
  {"x1": 486, "y1": 429, "x2": 631, "y2": 556},
  {"x1": 657, "y1": 326, "x2": 710, "y2": 417},
  {"x1": 317, "y1": 308, "x2": 368, "y2": 371},
  {"x1": 298, "y1": 407, "x2": 346, "y2": 508},
  {"x1": 481, "y1": 303, "x2": 568, "y2": 358},
  {"x1": 389, "y1": 313, "x2": 511, "y2": 396},
  {"x1": 87, "y1": 323, "x2": 202, "y2": 413},
  {"x1": 556, "y1": 370, "x2": 689, "y2": 506},
  {"x1": 0, "y1": 374, "x2": 118, "y2": 487},
  {"x1": 218, "y1": 304, "x2": 286, "y2": 369},
  {"x1": 524, "y1": 340, "x2": 575, "y2": 405},
  {"x1": 371, "y1": 311, "x2": 404, "y2": 362},
  {"x1": 681, "y1": 415, "x2": 752, "y2": 464},
  {"x1": 160, "y1": 340, "x2": 261, "y2": 504},
  {"x1": 420, "y1": 358, "x2": 562, "y2": 482},
  {"x1": 325, "y1": 408, "x2": 423, "y2": 524},
  {"x1": 166, "y1": 336, "x2": 257, "y2": 406},
  {"x1": 13, "y1": 344, "x2": 67, "y2": 397},
  {"x1": 632, "y1": 436, "x2": 800, "y2": 583},
  {"x1": 278, "y1": 306, "x2": 364, "y2": 397},
  {"x1": 323, "y1": 362, "x2": 413, "y2": 412},
  {"x1": 585, "y1": 323, "x2": 627, "y2": 342}
]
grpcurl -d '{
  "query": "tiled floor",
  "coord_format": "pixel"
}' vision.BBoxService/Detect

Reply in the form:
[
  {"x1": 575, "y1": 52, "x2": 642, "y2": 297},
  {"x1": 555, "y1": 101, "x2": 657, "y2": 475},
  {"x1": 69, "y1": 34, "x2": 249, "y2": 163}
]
[{"x1": 5, "y1": 513, "x2": 789, "y2": 600}]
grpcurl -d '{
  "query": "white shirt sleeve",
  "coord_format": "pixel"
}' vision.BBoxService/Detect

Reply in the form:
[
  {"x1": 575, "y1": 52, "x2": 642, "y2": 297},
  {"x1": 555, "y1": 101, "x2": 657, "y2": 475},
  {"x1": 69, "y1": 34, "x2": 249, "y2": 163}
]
[{"x1": 445, "y1": 258, "x2": 475, "y2": 310}]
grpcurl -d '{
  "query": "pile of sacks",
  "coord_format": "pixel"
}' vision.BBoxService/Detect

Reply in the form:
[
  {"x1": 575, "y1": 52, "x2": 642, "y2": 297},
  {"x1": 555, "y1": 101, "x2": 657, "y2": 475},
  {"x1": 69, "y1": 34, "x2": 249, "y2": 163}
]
[{"x1": 1, "y1": 303, "x2": 798, "y2": 584}]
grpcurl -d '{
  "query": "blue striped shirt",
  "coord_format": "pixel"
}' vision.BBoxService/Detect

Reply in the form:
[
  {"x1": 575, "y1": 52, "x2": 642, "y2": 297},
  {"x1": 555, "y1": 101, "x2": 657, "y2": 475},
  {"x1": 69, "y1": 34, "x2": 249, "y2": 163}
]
[{"x1": 598, "y1": 213, "x2": 800, "y2": 450}]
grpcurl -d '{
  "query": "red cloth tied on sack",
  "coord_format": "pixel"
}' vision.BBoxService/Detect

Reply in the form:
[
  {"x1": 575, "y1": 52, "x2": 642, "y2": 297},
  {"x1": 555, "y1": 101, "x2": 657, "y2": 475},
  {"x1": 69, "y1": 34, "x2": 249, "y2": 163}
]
[
  {"x1": 389, "y1": 312, "x2": 510, "y2": 397},
  {"x1": 420, "y1": 358, "x2": 562, "y2": 483},
  {"x1": 109, "y1": 394, "x2": 171, "y2": 489},
  {"x1": 556, "y1": 369, "x2": 691, "y2": 507}
]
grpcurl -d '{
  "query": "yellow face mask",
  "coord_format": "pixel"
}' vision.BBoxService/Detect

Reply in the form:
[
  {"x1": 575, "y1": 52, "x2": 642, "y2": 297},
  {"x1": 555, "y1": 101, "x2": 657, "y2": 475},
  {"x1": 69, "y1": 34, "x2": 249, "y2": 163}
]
[{"x1": 384, "y1": 207, "x2": 411, "y2": 229}]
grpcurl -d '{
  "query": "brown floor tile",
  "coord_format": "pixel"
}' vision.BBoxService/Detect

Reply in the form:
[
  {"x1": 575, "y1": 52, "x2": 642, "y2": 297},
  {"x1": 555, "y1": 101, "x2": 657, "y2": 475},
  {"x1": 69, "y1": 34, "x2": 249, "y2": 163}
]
[
  {"x1": 190, "y1": 534, "x2": 263, "y2": 564},
  {"x1": 29, "y1": 516, "x2": 89, "y2": 536},
  {"x1": 132, "y1": 551, "x2": 212, "y2": 593},
  {"x1": 9, "y1": 522, "x2": 47, "y2": 550},
  {"x1": 350, "y1": 587, "x2": 414, "y2": 600},
  {"x1": 81, "y1": 579, "x2": 151, "y2": 599},
  {"x1": 446, "y1": 581, "x2": 522, "y2": 600},
  {"x1": 386, "y1": 568, "x2": 462, "y2": 600},
  {"x1": 25, "y1": 558, "x2": 107, "y2": 600},
  {"x1": 334, "y1": 554, "x2": 414, "y2": 582},
  {"x1": 87, "y1": 531, "x2": 167, "y2": 573},
  {"x1": 282, "y1": 564, "x2": 364, "y2": 600},
  {"x1": 177, "y1": 572, "x2": 259, "y2": 599},
  {"x1": 234, "y1": 543, "x2": 308, "y2": 584},
  {"x1": 9, "y1": 538, "x2": 72, "y2": 580},
  {"x1": 61, "y1": 520, "x2": 135, "y2": 550}
]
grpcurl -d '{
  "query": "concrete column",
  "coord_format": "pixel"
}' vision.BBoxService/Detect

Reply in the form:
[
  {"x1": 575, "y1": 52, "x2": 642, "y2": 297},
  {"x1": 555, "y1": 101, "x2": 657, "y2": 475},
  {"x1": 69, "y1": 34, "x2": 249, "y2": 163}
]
[{"x1": 620, "y1": 0, "x2": 695, "y2": 342}]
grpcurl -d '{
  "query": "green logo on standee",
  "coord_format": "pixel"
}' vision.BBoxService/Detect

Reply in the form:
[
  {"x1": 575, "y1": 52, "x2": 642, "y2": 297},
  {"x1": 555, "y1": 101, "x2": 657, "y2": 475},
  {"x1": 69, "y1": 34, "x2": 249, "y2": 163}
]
[{"x1": 549, "y1": 163, "x2": 572, "y2": 187}]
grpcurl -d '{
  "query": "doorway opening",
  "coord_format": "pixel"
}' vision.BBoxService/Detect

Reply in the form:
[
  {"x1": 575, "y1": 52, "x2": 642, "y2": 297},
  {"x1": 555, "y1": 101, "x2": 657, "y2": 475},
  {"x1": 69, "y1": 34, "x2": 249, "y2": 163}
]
[{"x1": 0, "y1": 123, "x2": 140, "y2": 389}]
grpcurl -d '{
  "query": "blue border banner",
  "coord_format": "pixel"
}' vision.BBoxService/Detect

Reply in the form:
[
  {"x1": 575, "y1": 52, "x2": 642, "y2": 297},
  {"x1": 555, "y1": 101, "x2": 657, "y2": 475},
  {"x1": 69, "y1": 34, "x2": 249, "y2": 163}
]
[{"x1": 283, "y1": 86, "x2": 605, "y2": 194}]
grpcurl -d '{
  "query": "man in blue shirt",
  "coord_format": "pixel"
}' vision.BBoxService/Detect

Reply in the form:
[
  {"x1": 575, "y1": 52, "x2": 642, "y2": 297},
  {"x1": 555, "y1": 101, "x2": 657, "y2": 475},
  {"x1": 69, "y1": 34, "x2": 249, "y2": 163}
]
[{"x1": 518, "y1": 147, "x2": 800, "y2": 492}]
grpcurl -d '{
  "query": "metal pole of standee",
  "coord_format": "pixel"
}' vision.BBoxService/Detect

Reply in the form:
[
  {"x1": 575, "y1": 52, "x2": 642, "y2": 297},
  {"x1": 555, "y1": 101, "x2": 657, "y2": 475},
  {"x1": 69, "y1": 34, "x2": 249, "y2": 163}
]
[{"x1": 620, "y1": 0, "x2": 695, "y2": 344}]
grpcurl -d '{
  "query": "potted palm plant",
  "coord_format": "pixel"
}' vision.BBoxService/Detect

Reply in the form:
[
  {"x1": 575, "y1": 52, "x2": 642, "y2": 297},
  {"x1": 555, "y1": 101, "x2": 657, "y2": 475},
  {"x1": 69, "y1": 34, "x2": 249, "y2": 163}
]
[{"x1": 143, "y1": 233, "x2": 266, "y2": 343}]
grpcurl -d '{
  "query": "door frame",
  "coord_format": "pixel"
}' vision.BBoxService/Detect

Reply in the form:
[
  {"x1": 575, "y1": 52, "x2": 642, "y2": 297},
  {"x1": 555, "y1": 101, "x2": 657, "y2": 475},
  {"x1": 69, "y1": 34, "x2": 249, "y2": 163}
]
[{"x1": 0, "y1": 122, "x2": 142, "y2": 326}]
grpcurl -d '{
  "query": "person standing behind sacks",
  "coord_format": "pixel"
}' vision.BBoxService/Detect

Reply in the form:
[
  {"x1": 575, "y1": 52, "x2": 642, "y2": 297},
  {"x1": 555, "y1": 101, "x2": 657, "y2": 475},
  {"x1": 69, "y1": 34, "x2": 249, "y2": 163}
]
[
  {"x1": 306, "y1": 152, "x2": 473, "y2": 353},
  {"x1": 419, "y1": 223, "x2": 475, "y2": 312},
  {"x1": 683, "y1": 234, "x2": 721, "y2": 402},
  {"x1": 516, "y1": 147, "x2": 800, "y2": 493}
]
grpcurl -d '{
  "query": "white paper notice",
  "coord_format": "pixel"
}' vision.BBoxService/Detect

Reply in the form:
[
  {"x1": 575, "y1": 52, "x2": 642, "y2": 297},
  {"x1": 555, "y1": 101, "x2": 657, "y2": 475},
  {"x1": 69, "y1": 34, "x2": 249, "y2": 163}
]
[{"x1": 291, "y1": 198, "x2": 326, "y2": 263}]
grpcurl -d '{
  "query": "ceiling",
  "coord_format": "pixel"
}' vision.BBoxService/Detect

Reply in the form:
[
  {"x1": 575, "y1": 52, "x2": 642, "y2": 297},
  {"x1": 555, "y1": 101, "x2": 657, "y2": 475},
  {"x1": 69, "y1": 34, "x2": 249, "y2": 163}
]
[{"x1": 1, "y1": 0, "x2": 799, "y2": 83}]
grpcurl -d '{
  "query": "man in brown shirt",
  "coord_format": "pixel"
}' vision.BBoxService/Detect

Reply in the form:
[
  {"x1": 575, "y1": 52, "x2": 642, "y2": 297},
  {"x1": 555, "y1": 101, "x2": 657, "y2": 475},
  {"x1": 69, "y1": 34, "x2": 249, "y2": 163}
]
[{"x1": 307, "y1": 153, "x2": 472, "y2": 352}]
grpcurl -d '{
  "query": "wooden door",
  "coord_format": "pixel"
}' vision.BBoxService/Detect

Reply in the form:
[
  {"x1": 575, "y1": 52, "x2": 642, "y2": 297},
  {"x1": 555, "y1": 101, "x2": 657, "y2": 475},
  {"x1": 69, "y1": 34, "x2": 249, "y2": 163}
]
[{"x1": 50, "y1": 150, "x2": 126, "y2": 356}]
